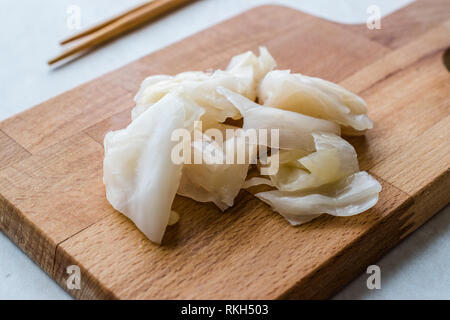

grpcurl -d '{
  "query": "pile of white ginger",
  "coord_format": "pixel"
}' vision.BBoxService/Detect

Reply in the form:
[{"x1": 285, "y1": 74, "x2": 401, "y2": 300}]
[{"x1": 103, "y1": 47, "x2": 381, "y2": 244}]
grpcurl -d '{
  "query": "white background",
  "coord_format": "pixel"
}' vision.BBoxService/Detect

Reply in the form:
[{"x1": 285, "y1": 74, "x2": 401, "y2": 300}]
[{"x1": 0, "y1": 0, "x2": 448, "y2": 299}]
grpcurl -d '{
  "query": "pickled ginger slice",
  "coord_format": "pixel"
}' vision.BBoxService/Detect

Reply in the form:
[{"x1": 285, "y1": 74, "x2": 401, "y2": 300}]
[
  {"x1": 270, "y1": 133, "x2": 359, "y2": 191},
  {"x1": 226, "y1": 46, "x2": 276, "y2": 92},
  {"x1": 133, "y1": 48, "x2": 276, "y2": 123},
  {"x1": 103, "y1": 93, "x2": 204, "y2": 244},
  {"x1": 258, "y1": 70, "x2": 373, "y2": 132},
  {"x1": 168, "y1": 211, "x2": 180, "y2": 226},
  {"x1": 217, "y1": 87, "x2": 340, "y2": 151},
  {"x1": 133, "y1": 71, "x2": 245, "y2": 123},
  {"x1": 256, "y1": 171, "x2": 382, "y2": 226},
  {"x1": 243, "y1": 177, "x2": 273, "y2": 189},
  {"x1": 178, "y1": 131, "x2": 256, "y2": 210}
]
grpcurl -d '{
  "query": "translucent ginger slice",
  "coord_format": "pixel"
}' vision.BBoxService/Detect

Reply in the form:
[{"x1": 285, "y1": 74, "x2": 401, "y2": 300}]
[
  {"x1": 103, "y1": 93, "x2": 204, "y2": 244},
  {"x1": 217, "y1": 86, "x2": 340, "y2": 151},
  {"x1": 258, "y1": 70, "x2": 373, "y2": 132},
  {"x1": 168, "y1": 211, "x2": 180, "y2": 226},
  {"x1": 227, "y1": 46, "x2": 276, "y2": 93},
  {"x1": 177, "y1": 131, "x2": 256, "y2": 210},
  {"x1": 256, "y1": 171, "x2": 382, "y2": 226},
  {"x1": 270, "y1": 133, "x2": 359, "y2": 191},
  {"x1": 133, "y1": 47, "x2": 276, "y2": 124}
]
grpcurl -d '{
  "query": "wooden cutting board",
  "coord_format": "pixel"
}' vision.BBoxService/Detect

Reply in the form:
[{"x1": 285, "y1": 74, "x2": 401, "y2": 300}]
[{"x1": 0, "y1": 0, "x2": 449, "y2": 299}]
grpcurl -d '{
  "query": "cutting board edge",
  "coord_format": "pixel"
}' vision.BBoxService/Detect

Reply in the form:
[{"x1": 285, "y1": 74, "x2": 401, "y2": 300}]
[
  {"x1": 51, "y1": 175, "x2": 416, "y2": 300},
  {"x1": 3, "y1": 168, "x2": 448, "y2": 299}
]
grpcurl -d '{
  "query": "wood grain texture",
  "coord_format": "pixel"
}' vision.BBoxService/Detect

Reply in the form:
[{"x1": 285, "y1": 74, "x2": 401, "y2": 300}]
[
  {"x1": 339, "y1": 0, "x2": 450, "y2": 49},
  {"x1": 0, "y1": 130, "x2": 30, "y2": 171},
  {"x1": 372, "y1": 115, "x2": 450, "y2": 236},
  {"x1": 342, "y1": 20, "x2": 450, "y2": 171},
  {"x1": 0, "y1": 133, "x2": 114, "y2": 272},
  {"x1": 0, "y1": 3, "x2": 449, "y2": 299},
  {"x1": 54, "y1": 182, "x2": 411, "y2": 300},
  {"x1": 0, "y1": 69, "x2": 139, "y2": 154}
]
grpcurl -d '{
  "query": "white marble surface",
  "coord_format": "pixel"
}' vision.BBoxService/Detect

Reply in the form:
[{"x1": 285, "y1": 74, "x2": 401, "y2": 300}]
[{"x1": 0, "y1": 0, "x2": 448, "y2": 300}]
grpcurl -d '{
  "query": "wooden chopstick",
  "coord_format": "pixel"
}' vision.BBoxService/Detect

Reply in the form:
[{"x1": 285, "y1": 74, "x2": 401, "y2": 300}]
[
  {"x1": 60, "y1": 1, "x2": 154, "y2": 45},
  {"x1": 49, "y1": 0, "x2": 192, "y2": 65}
]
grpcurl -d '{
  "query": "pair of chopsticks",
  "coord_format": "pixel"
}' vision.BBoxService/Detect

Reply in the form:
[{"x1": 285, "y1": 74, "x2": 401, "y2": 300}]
[{"x1": 48, "y1": 0, "x2": 192, "y2": 65}]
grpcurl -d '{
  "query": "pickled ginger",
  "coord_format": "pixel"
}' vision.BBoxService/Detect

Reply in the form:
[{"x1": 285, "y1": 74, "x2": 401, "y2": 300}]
[{"x1": 103, "y1": 47, "x2": 380, "y2": 244}]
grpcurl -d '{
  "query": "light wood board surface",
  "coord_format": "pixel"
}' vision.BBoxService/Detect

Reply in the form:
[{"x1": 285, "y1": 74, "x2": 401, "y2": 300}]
[{"x1": 0, "y1": 1, "x2": 449, "y2": 299}]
